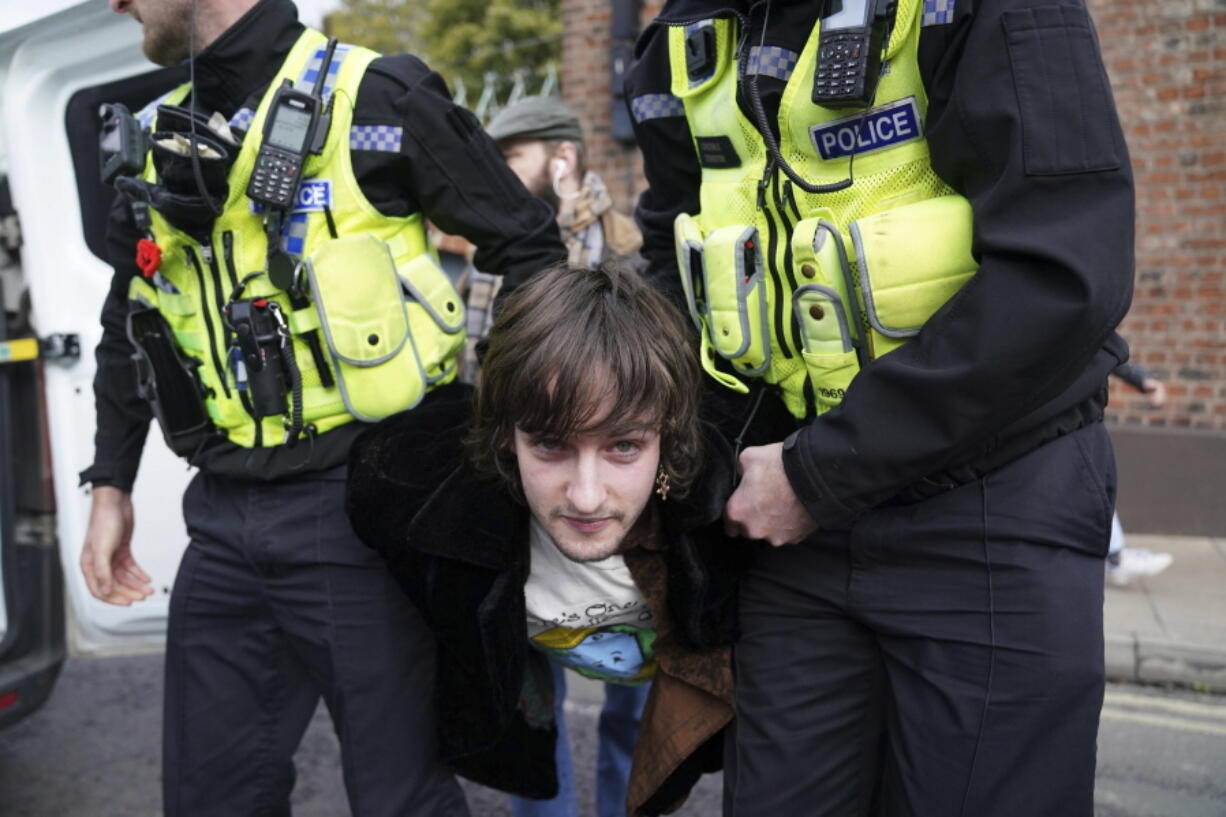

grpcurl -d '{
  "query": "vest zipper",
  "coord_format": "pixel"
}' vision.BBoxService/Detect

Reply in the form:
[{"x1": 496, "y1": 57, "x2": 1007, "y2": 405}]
[
  {"x1": 221, "y1": 231, "x2": 240, "y2": 293},
  {"x1": 758, "y1": 177, "x2": 794, "y2": 360},
  {"x1": 772, "y1": 172, "x2": 804, "y2": 355},
  {"x1": 202, "y1": 240, "x2": 235, "y2": 401},
  {"x1": 185, "y1": 245, "x2": 232, "y2": 400}
]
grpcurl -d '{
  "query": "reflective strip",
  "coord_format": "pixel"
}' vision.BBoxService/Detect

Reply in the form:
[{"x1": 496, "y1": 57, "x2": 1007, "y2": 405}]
[
  {"x1": 0, "y1": 337, "x2": 39, "y2": 364},
  {"x1": 350, "y1": 125, "x2": 404, "y2": 152},
  {"x1": 295, "y1": 44, "x2": 352, "y2": 101},
  {"x1": 229, "y1": 106, "x2": 256, "y2": 133},
  {"x1": 631, "y1": 93, "x2": 686, "y2": 122},
  {"x1": 922, "y1": 0, "x2": 955, "y2": 26},
  {"x1": 747, "y1": 46, "x2": 799, "y2": 82}
]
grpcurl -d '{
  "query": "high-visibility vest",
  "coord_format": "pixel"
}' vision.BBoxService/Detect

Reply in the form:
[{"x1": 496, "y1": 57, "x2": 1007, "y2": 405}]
[
  {"x1": 128, "y1": 28, "x2": 465, "y2": 450},
  {"x1": 666, "y1": 0, "x2": 977, "y2": 419}
]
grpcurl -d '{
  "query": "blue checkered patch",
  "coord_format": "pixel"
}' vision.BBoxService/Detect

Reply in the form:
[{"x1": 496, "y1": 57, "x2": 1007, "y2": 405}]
[
  {"x1": 295, "y1": 44, "x2": 352, "y2": 102},
  {"x1": 229, "y1": 107, "x2": 255, "y2": 134},
  {"x1": 350, "y1": 125, "x2": 404, "y2": 152},
  {"x1": 747, "y1": 46, "x2": 800, "y2": 82},
  {"x1": 281, "y1": 210, "x2": 310, "y2": 257},
  {"x1": 631, "y1": 94, "x2": 686, "y2": 123},
  {"x1": 922, "y1": 0, "x2": 955, "y2": 26}
]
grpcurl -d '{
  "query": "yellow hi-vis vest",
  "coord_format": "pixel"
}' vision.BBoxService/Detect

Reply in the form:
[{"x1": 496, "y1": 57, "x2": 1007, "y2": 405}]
[
  {"x1": 667, "y1": 0, "x2": 978, "y2": 419},
  {"x1": 127, "y1": 29, "x2": 465, "y2": 450}
]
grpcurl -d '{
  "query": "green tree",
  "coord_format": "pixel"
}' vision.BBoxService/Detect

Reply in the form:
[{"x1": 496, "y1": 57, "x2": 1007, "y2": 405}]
[{"x1": 325, "y1": 0, "x2": 561, "y2": 104}]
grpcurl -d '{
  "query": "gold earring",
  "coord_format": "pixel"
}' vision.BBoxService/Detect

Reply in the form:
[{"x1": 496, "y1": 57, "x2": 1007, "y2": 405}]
[{"x1": 655, "y1": 469, "x2": 671, "y2": 501}]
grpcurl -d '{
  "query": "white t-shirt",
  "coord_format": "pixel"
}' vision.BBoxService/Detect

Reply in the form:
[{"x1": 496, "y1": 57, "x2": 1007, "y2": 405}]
[{"x1": 523, "y1": 517, "x2": 657, "y2": 684}]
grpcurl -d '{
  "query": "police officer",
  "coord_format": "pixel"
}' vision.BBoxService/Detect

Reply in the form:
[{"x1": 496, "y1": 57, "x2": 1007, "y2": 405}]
[
  {"x1": 626, "y1": 0, "x2": 1133, "y2": 815},
  {"x1": 79, "y1": 0, "x2": 564, "y2": 814}
]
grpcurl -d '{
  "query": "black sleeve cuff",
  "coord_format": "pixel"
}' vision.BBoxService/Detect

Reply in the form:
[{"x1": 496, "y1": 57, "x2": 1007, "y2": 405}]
[{"x1": 781, "y1": 427, "x2": 860, "y2": 531}]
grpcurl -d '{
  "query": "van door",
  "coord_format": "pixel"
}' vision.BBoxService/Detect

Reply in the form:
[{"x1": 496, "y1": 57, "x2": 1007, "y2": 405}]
[
  {"x1": 0, "y1": 3, "x2": 190, "y2": 660},
  {"x1": 0, "y1": 182, "x2": 64, "y2": 730}
]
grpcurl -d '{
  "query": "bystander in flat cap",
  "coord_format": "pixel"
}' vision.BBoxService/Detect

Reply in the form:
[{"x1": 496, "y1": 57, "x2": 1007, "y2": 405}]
[{"x1": 486, "y1": 95, "x2": 584, "y2": 144}]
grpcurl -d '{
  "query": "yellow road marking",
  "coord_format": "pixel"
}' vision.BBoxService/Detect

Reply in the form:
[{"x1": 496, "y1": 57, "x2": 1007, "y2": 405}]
[
  {"x1": 1105, "y1": 690, "x2": 1226, "y2": 722},
  {"x1": 1100, "y1": 708, "x2": 1226, "y2": 737}
]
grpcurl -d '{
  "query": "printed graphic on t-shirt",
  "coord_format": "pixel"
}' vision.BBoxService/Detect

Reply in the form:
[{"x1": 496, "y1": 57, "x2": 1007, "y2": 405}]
[
  {"x1": 530, "y1": 623, "x2": 657, "y2": 683},
  {"x1": 523, "y1": 517, "x2": 657, "y2": 684}
]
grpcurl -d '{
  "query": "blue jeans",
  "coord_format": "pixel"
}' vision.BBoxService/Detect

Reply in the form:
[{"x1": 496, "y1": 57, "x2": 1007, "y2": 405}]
[{"x1": 510, "y1": 661, "x2": 650, "y2": 817}]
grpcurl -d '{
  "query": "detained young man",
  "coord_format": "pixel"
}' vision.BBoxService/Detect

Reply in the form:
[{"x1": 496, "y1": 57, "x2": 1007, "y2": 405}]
[{"x1": 345, "y1": 263, "x2": 744, "y2": 815}]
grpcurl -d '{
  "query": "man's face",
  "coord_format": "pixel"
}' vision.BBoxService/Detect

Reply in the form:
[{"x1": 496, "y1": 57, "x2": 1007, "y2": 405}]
[
  {"x1": 110, "y1": 0, "x2": 195, "y2": 66},
  {"x1": 514, "y1": 419, "x2": 661, "y2": 563},
  {"x1": 499, "y1": 139, "x2": 557, "y2": 210}
]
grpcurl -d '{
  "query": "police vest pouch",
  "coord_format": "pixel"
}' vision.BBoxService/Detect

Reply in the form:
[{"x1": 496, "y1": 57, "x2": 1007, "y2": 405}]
[
  {"x1": 126, "y1": 302, "x2": 214, "y2": 458},
  {"x1": 673, "y1": 212, "x2": 706, "y2": 331},
  {"x1": 701, "y1": 224, "x2": 770, "y2": 377},
  {"x1": 851, "y1": 195, "x2": 978, "y2": 357},
  {"x1": 790, "y1": 216, "x2": 859, "y2": 318},
  {"x1": 306, "y1": 234, "x2": 427, "y2": 422},
  {"x1": 397, "y1": 253, "x2": 465, "y2": 383},
  {"x1": 792, "y1": 284, "x2": 860, "y2": 415}
]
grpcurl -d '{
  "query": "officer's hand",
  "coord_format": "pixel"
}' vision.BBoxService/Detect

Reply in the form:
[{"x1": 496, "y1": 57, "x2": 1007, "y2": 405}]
[
  {"x1": 724, "y1": 443, "x2": 818, "y2": 547},
  {"x1": 80, "y1": 486, "x2": 153, "y2": 606},
  {"x1": 1142, "y1": 377, "x2": 1167, "y2": 409}
]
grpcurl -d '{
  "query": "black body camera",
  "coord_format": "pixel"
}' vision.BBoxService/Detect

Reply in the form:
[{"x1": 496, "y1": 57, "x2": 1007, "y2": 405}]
[
  {"x1": 99, "y1": 103, "x2": 149, "y2": 185},
  {"x1": 812, "y1": 0, "x2": 895, "y2": 108}
]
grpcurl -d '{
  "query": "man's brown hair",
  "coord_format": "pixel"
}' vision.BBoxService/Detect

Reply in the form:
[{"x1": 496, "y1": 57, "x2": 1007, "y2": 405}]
[{"x1": 469, "y1": 262, "x2": 703, "y2": 497}]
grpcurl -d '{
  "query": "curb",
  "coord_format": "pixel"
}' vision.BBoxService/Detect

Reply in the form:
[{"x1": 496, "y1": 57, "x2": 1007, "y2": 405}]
[{"x1": 1105, "y1": 632, "x2": 1226, "y2": 692}]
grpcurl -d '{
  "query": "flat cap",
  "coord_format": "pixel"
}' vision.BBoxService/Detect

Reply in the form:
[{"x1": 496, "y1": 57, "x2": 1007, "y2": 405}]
[{"x1": 486, "y1": 96, "x2": 584, "y2": 144}]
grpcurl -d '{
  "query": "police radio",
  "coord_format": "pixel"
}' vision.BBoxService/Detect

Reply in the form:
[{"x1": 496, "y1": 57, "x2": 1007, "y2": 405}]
[
  {"x1": 247, "y1": 38, "x2": 338, "y2": 210},
  {"x1": 812, "y1": 0, "x2": 895, "y2": 108},
  {"x1": 246, "y1": 82, "x2": 324, "y2": 209}
]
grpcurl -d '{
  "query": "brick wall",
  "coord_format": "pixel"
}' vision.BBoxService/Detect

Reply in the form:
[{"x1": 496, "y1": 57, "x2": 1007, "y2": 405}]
[
  {"x1": 563, "y1": 0, "x2": 1226, "y2": 432},
  {"x1": 1091, "y1": 0, "x2": 1225, "y2": 430},
  {"x1": 559, "y1": 0, "x2": 660, "y2": 212}
]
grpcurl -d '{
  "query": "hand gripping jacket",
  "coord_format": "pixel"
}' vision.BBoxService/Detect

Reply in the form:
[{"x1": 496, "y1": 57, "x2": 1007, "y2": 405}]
[
  {"x1": 669, "y1": 0, "x2": 977, "y2": 419},
  {"x1": 126, "y1": 29, "x2": 465, "y2": 453}
]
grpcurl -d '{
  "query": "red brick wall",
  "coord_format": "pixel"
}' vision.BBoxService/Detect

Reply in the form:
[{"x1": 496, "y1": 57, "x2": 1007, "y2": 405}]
[
  {"x1": 1092, "y1": 0, "x2": 1226, "y2": 430},
  {"x1": 559, "y1": 0, "x2": 660, "y2": 212},
  {"x1": 563, "y1": 0, "x2": 1226, "y2": 431}
]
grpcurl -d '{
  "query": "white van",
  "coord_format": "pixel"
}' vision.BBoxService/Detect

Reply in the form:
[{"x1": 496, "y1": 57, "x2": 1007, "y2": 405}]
[{"x1": 0, "y1": 1, "x2": 197, "y2": 728}]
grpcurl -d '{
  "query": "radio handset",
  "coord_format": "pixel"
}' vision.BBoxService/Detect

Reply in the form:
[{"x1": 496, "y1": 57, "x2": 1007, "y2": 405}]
[
  {"x1": 812, "y1": 0, "x2": 895, "y2": 109},
  {"x1": 249, "y1": 38, "x2": 338, "y2": 290},
  {"x1": 246, "y1": 81, "x2": 325, "y2": 210}
]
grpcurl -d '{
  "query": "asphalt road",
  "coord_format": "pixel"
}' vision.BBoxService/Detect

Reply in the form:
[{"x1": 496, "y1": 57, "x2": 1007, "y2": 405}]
[{"x1": 0, "y1": 655, "x2": 1222, "y2": 817}]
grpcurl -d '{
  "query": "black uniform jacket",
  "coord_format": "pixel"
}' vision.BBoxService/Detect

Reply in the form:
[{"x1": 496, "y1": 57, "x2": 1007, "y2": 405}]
[
  {"x1": 626, "y1": 0, "x2": 1136, "y2": 529},
  {"x1": 345, "y1": 383, "x2": 744, "y2": 814},
  {"x1": 83, "y1": 0, "x2": 565, "y2": 491}
]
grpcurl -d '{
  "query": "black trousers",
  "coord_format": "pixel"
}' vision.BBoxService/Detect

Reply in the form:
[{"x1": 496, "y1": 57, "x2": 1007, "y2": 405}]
[
  {"x1": 724, "y1": 423, "x2": 1115, "y2": 817},
  {"x1": 164, "y1": 469, "x2": 468, "y2": 817}
]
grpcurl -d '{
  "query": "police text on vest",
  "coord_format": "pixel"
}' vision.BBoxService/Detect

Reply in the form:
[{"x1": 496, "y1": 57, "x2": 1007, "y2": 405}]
[{"x1": 810, "y1": 97, "x2": 923, "y2": 161}]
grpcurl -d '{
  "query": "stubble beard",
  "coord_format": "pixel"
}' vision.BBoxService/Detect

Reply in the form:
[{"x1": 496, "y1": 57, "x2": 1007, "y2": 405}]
[
  {"x1": 547, "y1": 510, "x2": 628, "y2": 564},
  {"x1": 529, "y1": 166, "x2": 560, "y2": 213},
  {"x1": 140, "y1": 3, "x2": 196, "y2": 67}
]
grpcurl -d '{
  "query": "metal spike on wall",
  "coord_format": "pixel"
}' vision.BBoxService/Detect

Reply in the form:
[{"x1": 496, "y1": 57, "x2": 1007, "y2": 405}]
[
  {"x1": 539, "y1": 62, "x2": 558, "y2": 97},
  {"x1": 473, "y1": 71, "x2": 500, "y2": 122}
]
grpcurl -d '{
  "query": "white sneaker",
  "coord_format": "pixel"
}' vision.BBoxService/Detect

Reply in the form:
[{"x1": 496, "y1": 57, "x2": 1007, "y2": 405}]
[{"x1": 1107, "y1": 548, "x2": 1174, "y2": 586}]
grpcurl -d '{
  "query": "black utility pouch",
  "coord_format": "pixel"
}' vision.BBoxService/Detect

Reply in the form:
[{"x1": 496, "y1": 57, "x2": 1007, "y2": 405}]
[{"x1": 126, "y1": 304, "x2": 214, "y2": 458}]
